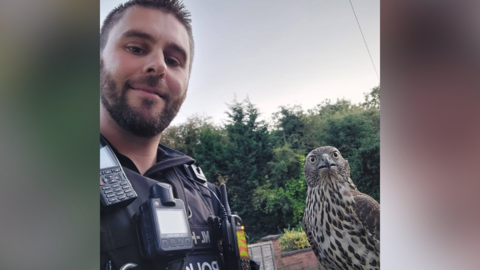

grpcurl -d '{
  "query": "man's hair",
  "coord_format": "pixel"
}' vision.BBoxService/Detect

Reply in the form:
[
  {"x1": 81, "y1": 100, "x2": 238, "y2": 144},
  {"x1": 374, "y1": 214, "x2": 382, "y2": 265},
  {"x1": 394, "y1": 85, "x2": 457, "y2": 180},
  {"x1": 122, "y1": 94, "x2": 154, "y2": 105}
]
[{"x1": 100, "y1": 0, "x2": 194, "y2": 64}]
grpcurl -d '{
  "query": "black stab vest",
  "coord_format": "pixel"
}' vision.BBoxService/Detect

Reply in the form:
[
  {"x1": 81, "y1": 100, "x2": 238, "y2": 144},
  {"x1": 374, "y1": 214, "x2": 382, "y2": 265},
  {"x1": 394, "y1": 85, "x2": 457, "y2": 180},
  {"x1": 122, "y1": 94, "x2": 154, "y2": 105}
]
[{"x1": 100, "y1": 146, "x2": 223, "y2": 270}]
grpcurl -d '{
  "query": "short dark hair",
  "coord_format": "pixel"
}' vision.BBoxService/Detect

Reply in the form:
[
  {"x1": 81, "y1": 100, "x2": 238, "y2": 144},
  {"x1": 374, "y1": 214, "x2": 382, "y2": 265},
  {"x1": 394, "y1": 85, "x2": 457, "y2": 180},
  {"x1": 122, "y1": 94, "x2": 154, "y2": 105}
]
[{"x1": 100, "y1": 0, "x2": 194, "y2": 64}]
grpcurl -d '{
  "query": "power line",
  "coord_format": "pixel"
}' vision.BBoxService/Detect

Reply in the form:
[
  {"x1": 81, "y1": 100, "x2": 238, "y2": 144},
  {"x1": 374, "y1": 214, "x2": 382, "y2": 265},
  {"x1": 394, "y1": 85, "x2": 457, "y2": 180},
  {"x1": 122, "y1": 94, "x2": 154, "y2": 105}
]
[{"x1": 348, "y1": 0, "x2": 379, "y2": 80}]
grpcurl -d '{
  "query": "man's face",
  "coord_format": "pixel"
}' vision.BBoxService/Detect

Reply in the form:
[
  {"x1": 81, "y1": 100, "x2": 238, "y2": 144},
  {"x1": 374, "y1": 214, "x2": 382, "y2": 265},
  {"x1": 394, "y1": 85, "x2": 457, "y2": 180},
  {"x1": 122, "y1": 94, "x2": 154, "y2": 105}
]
[{"x1": 100, "y1": 7, "x2": 191, "y2": 137}]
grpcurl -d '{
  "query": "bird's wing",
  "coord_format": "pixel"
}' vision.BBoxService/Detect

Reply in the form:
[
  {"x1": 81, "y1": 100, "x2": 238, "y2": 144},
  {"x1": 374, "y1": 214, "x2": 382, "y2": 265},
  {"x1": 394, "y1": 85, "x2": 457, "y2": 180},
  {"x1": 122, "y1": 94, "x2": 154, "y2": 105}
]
[
  {"x1": 347, "y1": 177, "x2": 357, "y2": 190},
  {"x1": 351, "y1": 191, "x2": 380, "y2": 241}
]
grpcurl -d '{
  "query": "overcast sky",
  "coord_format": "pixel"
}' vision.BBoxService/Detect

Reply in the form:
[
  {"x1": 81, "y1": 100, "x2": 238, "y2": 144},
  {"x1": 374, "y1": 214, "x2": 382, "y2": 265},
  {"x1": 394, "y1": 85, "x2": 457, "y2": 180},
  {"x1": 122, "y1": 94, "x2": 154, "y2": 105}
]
[{"x1": 100, "y1": 0, "x2": 380, "y2": 126}]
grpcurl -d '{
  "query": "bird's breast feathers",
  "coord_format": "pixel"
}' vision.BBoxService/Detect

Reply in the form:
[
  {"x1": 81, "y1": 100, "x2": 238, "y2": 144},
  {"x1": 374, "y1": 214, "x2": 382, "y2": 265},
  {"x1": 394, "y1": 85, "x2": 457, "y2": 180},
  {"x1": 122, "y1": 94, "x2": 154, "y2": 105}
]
[{"x1": 304, "y1": 183, "x2": 379, "y2": 270}]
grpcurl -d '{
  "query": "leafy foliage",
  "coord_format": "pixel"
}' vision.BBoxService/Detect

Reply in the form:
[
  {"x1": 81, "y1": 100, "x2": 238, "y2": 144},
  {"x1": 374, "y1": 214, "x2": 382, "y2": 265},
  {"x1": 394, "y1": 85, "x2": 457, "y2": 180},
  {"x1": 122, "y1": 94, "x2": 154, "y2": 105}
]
[
  {"x1": 220, "y1": 99, "x2": 273, "y2": 236},
  {"x1": 252, "y1": 153, "x2": 306, "y2": 230},
  {"x1": 279, "y1": 227, "x2": 310, "y2": 252},
  {"x1": 159, "y1": 86, "x2": 380, "y2": 240},
  {"x1": 160, "y1": 114, "x2": 213, "y2": 157}
]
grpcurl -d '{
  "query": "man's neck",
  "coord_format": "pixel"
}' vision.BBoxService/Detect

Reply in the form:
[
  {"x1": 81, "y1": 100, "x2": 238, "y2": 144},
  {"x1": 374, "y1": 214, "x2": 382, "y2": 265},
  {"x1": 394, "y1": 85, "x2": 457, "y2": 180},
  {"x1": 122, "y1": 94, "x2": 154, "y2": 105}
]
[{"x1": 100, "y1": 108, "x2": 160, "y2": 175}]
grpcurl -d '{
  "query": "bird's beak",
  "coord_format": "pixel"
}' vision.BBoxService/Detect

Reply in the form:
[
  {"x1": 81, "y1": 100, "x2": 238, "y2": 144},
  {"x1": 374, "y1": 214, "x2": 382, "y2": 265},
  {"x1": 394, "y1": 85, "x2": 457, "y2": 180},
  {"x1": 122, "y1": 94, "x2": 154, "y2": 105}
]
[{"x1": 322, "y1": 153, "x2": 335, "y2": 169}]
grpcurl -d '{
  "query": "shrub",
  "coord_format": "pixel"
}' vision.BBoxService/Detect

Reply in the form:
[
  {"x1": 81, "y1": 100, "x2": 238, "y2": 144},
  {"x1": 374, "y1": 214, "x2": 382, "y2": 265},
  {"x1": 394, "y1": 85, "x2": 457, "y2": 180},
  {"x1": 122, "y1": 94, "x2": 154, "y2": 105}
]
[{"x1": 279, "y1": 227, "x2": 310, "y2": 252}]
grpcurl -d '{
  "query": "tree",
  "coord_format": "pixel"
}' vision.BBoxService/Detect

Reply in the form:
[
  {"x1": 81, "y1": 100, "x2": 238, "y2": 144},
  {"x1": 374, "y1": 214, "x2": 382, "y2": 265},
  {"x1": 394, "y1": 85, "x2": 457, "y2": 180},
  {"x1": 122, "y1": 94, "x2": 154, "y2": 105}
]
[
  {"x1": 271, "y1": 106, "x2": 307, "y2": 152},
  {"x1": 252, "y1": 154, "x2": 307, "y2": 231},
  {"x1": 159, "y1": 114, "x2": 212, "y2": 157},
  {"x1": 193, "y1": 125, "x2": 229, "y2": 183},
  {"x1": 221, "y1": 98, "x2": 273, "y2": 240},
  {"x1": 362, "y1": 85, "x2": 380, "y2": 110},
  {"x1": 267, "y1": 144, "x2": 302, "y2": 188}
]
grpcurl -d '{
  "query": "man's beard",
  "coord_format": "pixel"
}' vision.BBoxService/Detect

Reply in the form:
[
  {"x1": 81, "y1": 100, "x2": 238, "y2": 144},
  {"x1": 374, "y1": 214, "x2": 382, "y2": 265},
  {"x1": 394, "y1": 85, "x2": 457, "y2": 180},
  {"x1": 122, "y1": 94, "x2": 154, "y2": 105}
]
[{"x1": 100, "y1": 61, "x2": 186, "y2": 138}]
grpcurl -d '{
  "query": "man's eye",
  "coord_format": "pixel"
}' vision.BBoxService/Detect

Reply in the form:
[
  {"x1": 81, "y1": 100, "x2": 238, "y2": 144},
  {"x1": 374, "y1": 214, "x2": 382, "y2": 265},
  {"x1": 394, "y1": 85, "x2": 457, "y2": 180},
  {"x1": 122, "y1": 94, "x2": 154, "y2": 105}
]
[
  {"x1": 165, "y1": 57, "x2": 180, "y2": 67},
  {"x1": 127, "y1": 46, "x2": 144, "y2": 55}
]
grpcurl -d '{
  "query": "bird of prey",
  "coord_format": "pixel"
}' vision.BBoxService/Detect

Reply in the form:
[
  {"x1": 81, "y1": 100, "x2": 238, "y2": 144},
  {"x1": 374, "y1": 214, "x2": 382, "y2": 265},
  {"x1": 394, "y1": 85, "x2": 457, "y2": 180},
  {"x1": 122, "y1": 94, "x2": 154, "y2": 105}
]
[{"x1": 303, "y1": 146, "x2": 380, "y2": 270}]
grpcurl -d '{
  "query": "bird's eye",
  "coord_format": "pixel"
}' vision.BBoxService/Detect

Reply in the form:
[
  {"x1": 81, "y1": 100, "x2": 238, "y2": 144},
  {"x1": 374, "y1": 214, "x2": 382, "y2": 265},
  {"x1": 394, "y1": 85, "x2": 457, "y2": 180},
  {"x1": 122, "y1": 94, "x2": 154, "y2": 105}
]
[
  {"x1": 309, "y1": 156, "x2": 316, "y2": 163},
  {"x1": 333, "y1": 152, "x2": 339, "y2": 158}
]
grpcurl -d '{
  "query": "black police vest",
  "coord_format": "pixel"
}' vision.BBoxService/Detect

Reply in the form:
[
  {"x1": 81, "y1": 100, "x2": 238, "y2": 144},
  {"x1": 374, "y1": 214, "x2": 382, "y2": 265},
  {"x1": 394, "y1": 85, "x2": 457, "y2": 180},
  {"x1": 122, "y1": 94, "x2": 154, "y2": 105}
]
[{"x1": 100, "y1": 157, "x2": 223, "y2": 270}]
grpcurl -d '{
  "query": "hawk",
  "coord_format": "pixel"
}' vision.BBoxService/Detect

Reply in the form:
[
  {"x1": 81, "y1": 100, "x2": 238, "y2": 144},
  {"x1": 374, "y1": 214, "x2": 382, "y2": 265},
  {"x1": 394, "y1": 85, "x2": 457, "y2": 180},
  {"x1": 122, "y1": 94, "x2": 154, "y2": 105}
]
[{"x1": 303, "y1": 146, "x2": 380, "y2": 270}]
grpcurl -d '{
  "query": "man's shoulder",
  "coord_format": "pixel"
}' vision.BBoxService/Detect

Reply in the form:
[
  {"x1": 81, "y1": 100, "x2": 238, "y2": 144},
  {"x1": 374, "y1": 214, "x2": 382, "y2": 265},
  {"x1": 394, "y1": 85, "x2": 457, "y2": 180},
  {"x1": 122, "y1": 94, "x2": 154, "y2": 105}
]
[
  {"x1": 158, "y1": 143, "x2": 190, "y2": 159},
  {"x1": 155, "y1": 144, "x2": 196, "y2": 169}
]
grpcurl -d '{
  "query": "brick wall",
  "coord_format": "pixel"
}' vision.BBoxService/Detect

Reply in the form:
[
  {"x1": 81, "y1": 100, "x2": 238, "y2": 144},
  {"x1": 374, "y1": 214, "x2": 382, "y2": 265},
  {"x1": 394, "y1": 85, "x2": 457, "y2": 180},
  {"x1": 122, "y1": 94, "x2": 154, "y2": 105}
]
[{"x1": 277, "y1": 248, "x2": 323, "y2": 270}]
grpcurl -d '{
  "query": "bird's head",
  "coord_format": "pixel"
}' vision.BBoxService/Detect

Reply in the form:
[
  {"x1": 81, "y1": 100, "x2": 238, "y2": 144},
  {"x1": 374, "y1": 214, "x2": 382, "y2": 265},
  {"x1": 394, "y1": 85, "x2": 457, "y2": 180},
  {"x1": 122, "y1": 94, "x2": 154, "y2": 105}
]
[{"x1": 304, "y1": 146, "x2": 350, "y2": 187}]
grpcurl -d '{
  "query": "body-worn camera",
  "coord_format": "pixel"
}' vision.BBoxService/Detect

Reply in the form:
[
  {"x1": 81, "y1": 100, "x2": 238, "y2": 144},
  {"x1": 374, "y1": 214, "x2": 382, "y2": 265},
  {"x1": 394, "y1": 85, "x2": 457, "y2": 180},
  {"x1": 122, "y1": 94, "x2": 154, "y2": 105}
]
[
  {"x1": 135, "y1": 183, "x2": 193, "y2": 258},
  {"x1": 100, "y1": 136, "x2": 137, "y2": 211}
]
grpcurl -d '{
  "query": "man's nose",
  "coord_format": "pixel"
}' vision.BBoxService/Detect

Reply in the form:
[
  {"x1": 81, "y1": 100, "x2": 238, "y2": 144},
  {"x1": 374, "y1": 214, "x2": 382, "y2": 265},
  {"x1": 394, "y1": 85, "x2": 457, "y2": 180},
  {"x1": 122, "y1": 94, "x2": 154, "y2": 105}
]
[{"x1": 143, "y1": 52, "x2": 167, "y2": 77}]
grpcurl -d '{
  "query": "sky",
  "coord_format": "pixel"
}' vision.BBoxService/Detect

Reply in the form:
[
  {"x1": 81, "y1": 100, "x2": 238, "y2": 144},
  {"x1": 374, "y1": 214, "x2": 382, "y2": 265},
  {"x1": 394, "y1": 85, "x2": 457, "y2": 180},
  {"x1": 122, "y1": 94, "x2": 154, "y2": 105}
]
[{"x1": 100, "y1": 0, "x2": 380, "y2": 126}]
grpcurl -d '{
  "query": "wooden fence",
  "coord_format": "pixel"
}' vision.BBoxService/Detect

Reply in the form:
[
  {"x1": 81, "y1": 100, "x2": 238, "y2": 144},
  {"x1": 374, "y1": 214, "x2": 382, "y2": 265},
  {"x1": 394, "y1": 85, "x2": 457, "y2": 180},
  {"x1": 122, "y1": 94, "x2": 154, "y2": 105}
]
[{"x1": 248, "y1": 241, "x2": 277, "y2": 270}]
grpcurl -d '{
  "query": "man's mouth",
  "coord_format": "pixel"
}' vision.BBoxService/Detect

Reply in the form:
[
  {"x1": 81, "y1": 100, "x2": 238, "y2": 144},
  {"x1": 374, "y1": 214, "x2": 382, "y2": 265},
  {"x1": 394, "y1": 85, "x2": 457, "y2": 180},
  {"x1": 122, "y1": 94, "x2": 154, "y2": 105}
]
[{"x1": 130, "y1": 87, "x2": 164, "y2": 99}]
